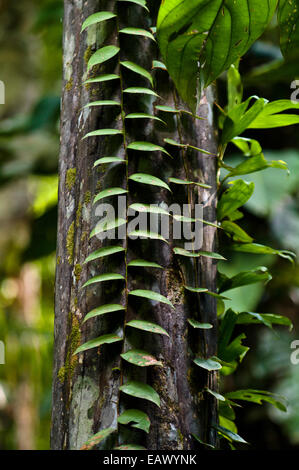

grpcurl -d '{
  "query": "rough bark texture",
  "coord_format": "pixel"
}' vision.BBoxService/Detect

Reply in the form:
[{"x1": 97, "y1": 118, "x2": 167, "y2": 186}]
[{"x1": 51, "y1": 0, "x2": 218, "y2": 450}]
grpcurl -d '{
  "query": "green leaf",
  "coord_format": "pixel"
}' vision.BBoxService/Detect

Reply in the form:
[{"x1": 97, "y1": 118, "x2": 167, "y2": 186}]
[
  {"x1": 74, "y1": 334, "x2": 123, "y2": 355},
  {"x1": 129, "y1": 173, "x2": 171, "y2": 192},
  {"x1": 94, "y1": 157, "x2": 125, "y2": 166},
  {"x1": 114, "y1": 444, "x2": 147, "y2": 450},
  {"x1": 164, "y1": 139, "x2": 214, "y2": 155},
  {"x1": 185, "y1": 285, "x2": 229, "y2": 300},
  {"x1": 194, "y1": 357, "x2": 222, "y2": 371},
  {"x1": 83, "y1": 304, "x2": 125, "y2": 323},
  {"x1": 219, "y1": 267, "x2": 272, "y2": 293},
  {"x1": 278, "y1": 0, "x2": 299, "y2": 57},
  {"x1": 218, "y1": 180, "x2": 255, "y2": 220},
  {"x1": 227, "y1": 64, "x2": 243, "y2": 111},
  {"x1": 231, "y1": 243, "x2": 296, "y2": 262},
  {"x1": 192, "y1": 434, "x2": 216, "y2": 449},
  {"x1": 81, "y1": 12, "x2": 116, "y2": 32},
  {"x1": 120, "y1": 27, "x2": 155, "y2": 41},
  {"x1": 124, "y1": 87, "x2": 159, "y2": 97},
  {"x1": 236, "y1": 312, "x2": 292, "y2": 329},
  {"x1": 90, "y1": 218, "x2": 127, "y2": 238},
  {"x1": 84, "y1": 100, "x2": 120, "y2": 108},
  {"x1": 81, "y1": 427, "x2": 116, "y2": 450},
  {"x1": 129, "y1": 289, "x2": 174, "y2": 309},
  {"x1": 121, "y1": 349, "x2": 162, "y2": 367},
  {"x1": 128, "y1": 230, "x2": 168, "y2": 243},
  {"x1": 121, "y1": 61, "x2": 153, "y2": 86},
  {"x1": 83, "y1": 129, "x2": 123, "y2": 139},
  {"x1": 128, "y1": 259, "x2": 162, "y2": 269},
  {"x1": 174, "y1": 247, "x2": 226, "y2": 260},
  {"x1": 125, "y1": 113, "x2": 165, "y2": 124},
  {"x1": 222, "y1": 220, "x2": 253, "y2": 243},
  {"x1": 152, "y1": 60, "x2": 167, "y2": 70},
  {"x1": 222, "y1": 96, "x2": 267, "y2": 144},
  {"x1": 157, "y1": 0, "x2": 276, "y2": 110},
  {"x1": 225, "y1": 389, "x2": 287, "y2": 412},
  {"x1": 120, "y1": 381, "x2": 160, "y2": 407},
  {"x1": 168, "y1": 177, "x2": 211, "y2": 189},
  {"x1": 126, "y1": 319, "x2": 169, "y2": 336},
  {"x1": 188, "y1": 319, "x2": 213, "y2": 329},
  {"x1": 87, "y1": 45, "x2": 120, "y2": 71},
  {"x1": 127, "y1": 141, "x2": 170, "y2": 156},
  {"x1": 248, "y1": 100, "x2": 299, "y2": 129},
  {"x1": 206, "y1": 388, "x2": 226, "y2": 401},
  {"x1": 84, "y1": 74, "x2": 120, "y2": 84},
  {"x1": 84, "y1": 246, "x2": 125, "y2": 263},
  {"x1": 93, "y1": 187, "x2": 127, "y2": 203},
  {"x1": 82, "y1": 273, "x2": 124, "y2": 288},
  {"x1": 155, "y1": 105, "x2": 178, "y2": 113},
  {"x1": 226, "y1": 153, "x2": 288, "y2": 178},
  {"x1": 213, "y1": 424, "x2": 248, "y2": 444},
  {"x1": 118, "y1": 409, "x2": 150, "y2": 433},
  {"x1": 219, "y1": 333, "x2": 249, "y2": 367},
  {"x1": 117, "y1": 0, "x2": 149, "y2": 11},
  {"x1": 129, "y1": 203, "x2": 169, "y2": 216}
]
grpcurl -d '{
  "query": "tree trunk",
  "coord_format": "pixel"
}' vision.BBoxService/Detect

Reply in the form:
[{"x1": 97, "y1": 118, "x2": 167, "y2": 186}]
[{"x1": 51, "y1": 0, "x2": 218, "y2": 450}]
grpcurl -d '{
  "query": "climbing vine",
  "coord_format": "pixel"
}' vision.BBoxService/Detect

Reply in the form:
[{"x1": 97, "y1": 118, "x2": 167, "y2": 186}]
[{"x1": 70, "y1": 0, "x2": 299, "y2": 450}]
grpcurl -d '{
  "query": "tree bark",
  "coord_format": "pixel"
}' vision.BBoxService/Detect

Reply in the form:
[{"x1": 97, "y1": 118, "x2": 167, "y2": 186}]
[{"x1": 51, "y1": 0, "x2": 218, "y2": 450}]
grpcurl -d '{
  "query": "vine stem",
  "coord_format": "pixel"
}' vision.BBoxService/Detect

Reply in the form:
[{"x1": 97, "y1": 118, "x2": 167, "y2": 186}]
[{"x1": 115, "y1": 10, "x2": 129, "y2": 443}]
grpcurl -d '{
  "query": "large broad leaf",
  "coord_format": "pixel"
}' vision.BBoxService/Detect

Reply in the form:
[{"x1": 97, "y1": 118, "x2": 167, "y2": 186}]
[
  {"x1": 129, "y1": 289, "x2": 174, "y2": 309},
  {"x1": 157, "y1": 0, "x2": 276, "y2": 109},
  {"x1": 118, "y1": 409, "x2": 150, "y2": 433},
  {"x1": 120, "y1": 381, "x2": 160, "y2": 407},
  {"x1": 236, "y1": 311, "x2": 292, "y2": 329},
  {"x1": 80, "y1": 427, "x2": 116, "y2": 450},
  {"x1": 219, "y1": 267, "x2": 271, "y2": 293},
  {"x1": 74, "y1": 334, "x2": 123, "y2": 355},
  {"x1": 247, "y1": 100, "x2": 299, "y2": 129},
  {"x1": 225, "y1": 389, "x2": 287, "y2": 412},
  {"x1": 126, "y1": 319, "x2": 169, "y2": 336},
  {"x1": 217, "y1": 180, "x2": 255, "y2": 220},
  {"x1": 121, "y1": 349, "x2": 162, "y2": 367},
  {"x1": 222, "y1": 96, "x2": 267, "y2": 144},
  {"x1": 231, "y1": 242, "x2": 296, "y2": 262},
  {"x1": 278, "y1": 0, "x2": 299, "y2": 57},
  {"x1": 83, "y1": 304, "x2": 125, "y2": 323}
]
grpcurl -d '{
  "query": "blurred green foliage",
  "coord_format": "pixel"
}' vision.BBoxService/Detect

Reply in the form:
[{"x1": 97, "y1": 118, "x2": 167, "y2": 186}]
[{"x1": 0, "y1": 0, "x2": 62, "y2": 450}]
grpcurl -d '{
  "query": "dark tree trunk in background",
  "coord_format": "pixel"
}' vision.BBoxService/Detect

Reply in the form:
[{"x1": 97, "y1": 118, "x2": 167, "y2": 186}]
[{"x1": 51, "y1": 0, "x2": 218, "y2": 450}]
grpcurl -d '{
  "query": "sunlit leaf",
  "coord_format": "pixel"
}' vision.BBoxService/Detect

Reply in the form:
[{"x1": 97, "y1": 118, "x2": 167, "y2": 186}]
[
  {"x1": 128, "y1": 259, "x2": 162, "y2": 269},
  {"x1": 83, "y1": 304, "x2": 125, "y2": 323},
  {"x1": 222, "y1": 220, "x2": 253, "y2": 243},
  {"x1": 278, "y1": 0, "x2": 299, "y2": 57},
  {"x1": 121, "y1": 349, "x2": 162, "y2": 367},
  {"x1": 194, "y1": 357, "x2": 222, "y2": 371},
  {"x1": 218, "y1": 180, "x2": 255, "y2": 220},
  {"x1": 120, "y1": 381, "x2": 160, "y2": 407},
  {"x1": 248, "y1": 99, "x2": 299, "y2": 129},
  {"x1": 83, "y1": 129, "x2": 123, "y2": 139},
  {"x1": 84, "y1": 100, "x2": 120, "y2": 108},
  {"x1": 127, "y1": 141, "x2": 170, "y2": 156},
  {"x1": 82, "y1": 273, "x2": 124, "y2": 288},
  {"x1": 94, "y1": 157, "x2": 125, "y2": 166},
  {"x1": 84, "y1": 246, "x2": 125, "y2": 263},
  {"x1": 231, "y1": 243, "x2": 296, "y2": 262},
  {"x1": 213, "y1": 424, "x2": 248, "y2": 444},
  {"x1": 120, "y1": 27, "x2": 155, "y2": 41},
  {"x1": 87, "y1": 45, "x2": 120, "y2": 71},
  {"x1": 125, "y1": 113, "x2": 165, "y2": 124},
  {"x1": 225, "y1": 389, "x2": 287, "y2": 412},
  {"x1": 121, "y1": 61, "x2": 153, "y2": 86},
  {"x1": 81, "y1": 12, "x2": 116, "y2": 32},
  {"x1": 84, "y1": 74, "x2": 120, "y2": 84},
  {"x1": 74, "y1": 334, "x2": 123, "y2": 355},
  {"x1": 94, "y1": 187, "x2": 127, "y2": 203},
  {"x1": 128, "y1": 229, "x2": 168, "y2": 243},
  {"x1": 124, "y1": 87, "x2": 159, "y2": 97},
  {"x1": 126, "y1": 319, "x2": 169, "y2": 336},
  {"x1": 129, "y1": 289, "x2": 174, "y2": 308},
  {"x1": 129, "y1": 173, "x2": 171, "y2": 192},
  {"x1": 118, "y1": 409, "x2": 150, "y2": 433}
]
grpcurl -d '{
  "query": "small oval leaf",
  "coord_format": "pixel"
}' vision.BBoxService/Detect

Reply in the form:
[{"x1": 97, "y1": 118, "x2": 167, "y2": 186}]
[
  {"x1": 129, "y1": 289, "x2": 174, "y2": 309},
  {"x1": 82, "y1": 273, "x2": 124, "y2": 288},
  {"x1": 120, "y1": 381, "x2": 160, "y2": 407},
  {"x1": 83, "y1": 304, "x2": 125, "y2": 323},
  {"x1": 126, "y1": 319, "x2": 169, "y2": 336},
  {"x1": 121, "y1": 349, "x2": 162, "y2": 367},
  {"x1": 74, "y1": 334, "x2": 123, "y2": 355}
]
